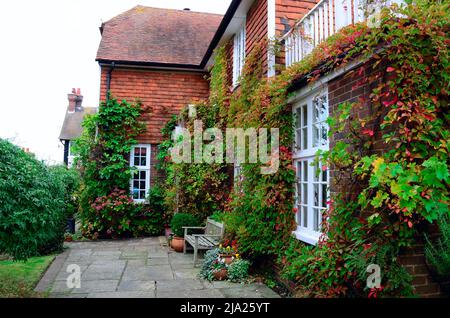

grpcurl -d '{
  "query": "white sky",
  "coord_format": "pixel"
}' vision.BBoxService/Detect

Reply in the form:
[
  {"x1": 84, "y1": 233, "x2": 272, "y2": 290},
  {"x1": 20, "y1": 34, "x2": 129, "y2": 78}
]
[{"x1": 0, "y1": 0, "x2": 231, "y2": 165}]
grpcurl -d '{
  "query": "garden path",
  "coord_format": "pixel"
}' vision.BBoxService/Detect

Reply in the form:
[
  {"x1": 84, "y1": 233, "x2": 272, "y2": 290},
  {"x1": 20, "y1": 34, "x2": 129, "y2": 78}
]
[{"x1": 35, "y1": 237, "x2": 280, "y2": 298}]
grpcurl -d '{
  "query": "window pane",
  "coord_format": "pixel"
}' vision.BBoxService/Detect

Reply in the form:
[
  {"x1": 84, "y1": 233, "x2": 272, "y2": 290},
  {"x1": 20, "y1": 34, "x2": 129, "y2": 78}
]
[
  {"x1": 303, "y1": 183, "x2": 308, "y2": 204},
  {"x1": 140, "y1": 191, "x2": 145, "y2": 199},
  {"x1": 297, "y1": 161, "x2": 302, "y2": 179},
  {"x1": 141, "y1": 148, "x2": 147, "y2": 156},
  {"x1": 321, "y1": 125, "x2": 328, "y2": 144},
  {"x1": 303, "y1": 161, "x2": 308, "y2": 182},
  {"x1": 296, "y1": 108, "x2": 301, "y2": 128},
  {"x1": 134, "y1": 148, "x2": 140, "y2": 156},
  {"x1": 322, "y1": 184, "x2": 328, "y2": 208},
  {"x1": 133, "y1": 181, "x2": 139, "y2": 188},
  {"x1": 302, "y1": 105, "x2": 308, "y2": 126},
  {"x1": 296, "y1": 129, "x2": 302, "y2": 149},
  {"x1": 140, "y1": 157, "x2": 147, "y2": 166},
  {"x1": 314, "y1": 163, "x2": 319, "y2": 182},
  {"x1": 303, "y1": 206, "x2": 308, "y2": 228},
  {"x1": 320, "y1": 96, "x2": 328, "y2": 121},
  {"x1": 314, "y1": 184, "x2": 319, "y2": 206},
  {"x1": 314, "y1": 124, "x2": 321, "y2": 147},
  {"x1": 302, "y1": 127, "x2": 308, "y2": 150},
  {"x1": 134, "y1": 157, "x2": 139, "y2": 166},
  {"x1": 322, "y1": 167, "x2": 327, "y2": 182},
  {"x1": 140, "y1": 171, "x2": 146, "y2": 179},
  {"x1": 313, "y1": 208, "x2": 319, "y2": 231},
  {"x1": 313, "y1": 99, "x2": 319, "y2": 122}
]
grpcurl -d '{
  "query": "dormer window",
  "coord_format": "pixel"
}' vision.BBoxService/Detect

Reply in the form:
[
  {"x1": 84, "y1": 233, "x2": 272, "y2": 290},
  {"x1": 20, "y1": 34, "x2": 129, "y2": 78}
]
[{"x1": 232, "y1": 21, "x2": 246, "y2": 87}]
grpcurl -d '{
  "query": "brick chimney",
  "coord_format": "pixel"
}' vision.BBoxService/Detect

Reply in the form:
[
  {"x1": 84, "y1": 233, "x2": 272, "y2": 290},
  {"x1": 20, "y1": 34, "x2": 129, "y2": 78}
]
[{"x1": 68, "y1": 88, "x2": 83, "y2": 112}]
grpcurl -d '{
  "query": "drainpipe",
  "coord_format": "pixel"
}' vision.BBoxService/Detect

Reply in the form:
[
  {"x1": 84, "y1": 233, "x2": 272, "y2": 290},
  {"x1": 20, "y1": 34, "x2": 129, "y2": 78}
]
[{"x1": 105, "y1": 62, "x2": 115, "y2": 102}]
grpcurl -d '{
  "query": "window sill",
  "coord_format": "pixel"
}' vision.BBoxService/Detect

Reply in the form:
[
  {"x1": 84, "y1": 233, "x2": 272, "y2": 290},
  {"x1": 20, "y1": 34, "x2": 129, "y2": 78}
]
[{"x1": 292, "y1": 227, "x2": 320, "y2": 245}]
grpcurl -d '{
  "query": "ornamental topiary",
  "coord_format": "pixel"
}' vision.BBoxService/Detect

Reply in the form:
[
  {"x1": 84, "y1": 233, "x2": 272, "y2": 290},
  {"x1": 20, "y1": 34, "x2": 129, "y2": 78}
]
[{"x1": 169, "y1": 213, "x2": 200, "y2": 237}]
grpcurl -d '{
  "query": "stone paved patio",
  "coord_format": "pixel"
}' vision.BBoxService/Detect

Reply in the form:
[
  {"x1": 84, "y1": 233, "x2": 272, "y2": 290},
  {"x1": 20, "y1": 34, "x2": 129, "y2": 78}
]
[{"x1": 35, "y1": 237, "x2": 280, "y2": 298}]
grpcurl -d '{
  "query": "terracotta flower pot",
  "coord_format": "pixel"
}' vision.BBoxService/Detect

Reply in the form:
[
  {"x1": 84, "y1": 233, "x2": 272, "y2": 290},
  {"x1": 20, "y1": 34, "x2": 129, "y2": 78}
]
[
  {"x1": 220, "y1": 254, "x2": 234, "y2": 265},
  {"x1": 171, "y1": 236, "x2": 184, "y2": 253},
  {"x1": 213, "y1": 268, "x2": 228, "y2": 281}
]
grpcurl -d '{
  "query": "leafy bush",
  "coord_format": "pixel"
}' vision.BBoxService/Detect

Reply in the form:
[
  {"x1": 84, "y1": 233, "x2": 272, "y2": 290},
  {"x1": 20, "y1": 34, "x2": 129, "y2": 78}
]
[
  {"x1": 84, "y1": 188, "x2": 164, "y2": 239},
  {"x1": 200, "y1": 248, "x2": 220, "y2": 281},
  {"x1": 425, "y1": 215, "x2": 450, "y2": 278},
  {"x1": 169, "y1": 213, "x2": 200, "y2": 237},
  {"x1": 0, "y1": 139, "x2": 71, "y2": 260},
  {"x1": 48, "y1": 165, "x2": 80, "y2": 218},
  {"x1": 228, "y1": 259, "x2": 251, "y2": 282},
  {"x1": 147, "y1": 185, "x2": 167, "y2": 220}
]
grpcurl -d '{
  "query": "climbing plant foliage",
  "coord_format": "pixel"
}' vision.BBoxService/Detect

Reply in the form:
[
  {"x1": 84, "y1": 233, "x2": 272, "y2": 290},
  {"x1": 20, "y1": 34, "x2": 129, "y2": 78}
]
[
  {"x1": 160, "y1": 0, "x2": 449, "y2": 297},
  {"x1": 73, "y1": 96, "x2": 149, "y2": 238}
]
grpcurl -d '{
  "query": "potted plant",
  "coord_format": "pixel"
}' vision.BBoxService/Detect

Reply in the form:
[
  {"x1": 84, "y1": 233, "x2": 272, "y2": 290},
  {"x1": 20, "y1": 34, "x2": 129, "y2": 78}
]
[
  {"x1": 169, "y1": 213, "x2": 200, "y2": 252},
  {"x1": 212, "y1": 258, "x2": 228, "y2": 281},
  {"x1": 218, "y1": 240, "x2": 239, "y2": 265}
]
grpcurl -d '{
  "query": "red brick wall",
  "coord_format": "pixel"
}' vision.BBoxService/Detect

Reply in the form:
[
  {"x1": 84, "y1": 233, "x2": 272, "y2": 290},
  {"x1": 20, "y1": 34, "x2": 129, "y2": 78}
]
[
  {"x1": 100, "y1": 66, "x2": 210, "y2": 186},
  {"x1": 100, "y1": 66, "x2": 210, "y2": 144},
  {"x1": 246, "y1": 0, "x2": 269, "y2": 74},
  {"x1": 275, "y1": 0, "x2": 319, "y2": 36}
]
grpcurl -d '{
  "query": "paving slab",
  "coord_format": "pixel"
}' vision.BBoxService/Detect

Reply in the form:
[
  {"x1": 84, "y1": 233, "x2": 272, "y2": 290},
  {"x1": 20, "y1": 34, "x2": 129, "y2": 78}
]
[
  {"x1": 156, "y1": 279, "x2": 205, "y2": 292},
  {"x1": 38, "y1": 237, "x2": 280, "y2": 298},
  {"x1": 88, "y1": 291, "x2": 155, "y2": 298},
  {"x1": 118, "y1": 280, "x2": 156, "y2": 292},
  {"x1": 156, "y1": 288, "x2": 225, "y2": 298},
  {"x1": 51, "y1": 279, "x2": 119, "y2": 294},
  {"x1": 122, "y1": 265, "x2": 174, "y2": 281}
]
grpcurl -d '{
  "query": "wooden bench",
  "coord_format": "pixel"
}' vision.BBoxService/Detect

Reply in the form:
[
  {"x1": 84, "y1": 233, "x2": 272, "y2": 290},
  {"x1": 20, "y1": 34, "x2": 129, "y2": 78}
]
[{"x1": 183, "y1": 218, "x2": 225, "y2": 267}]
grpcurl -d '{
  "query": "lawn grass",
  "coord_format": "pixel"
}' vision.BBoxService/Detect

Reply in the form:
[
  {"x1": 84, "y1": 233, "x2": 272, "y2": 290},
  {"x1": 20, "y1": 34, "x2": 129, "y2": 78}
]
[{"x1": 0, "y1": 255, "x2": 55, "y2": 298}]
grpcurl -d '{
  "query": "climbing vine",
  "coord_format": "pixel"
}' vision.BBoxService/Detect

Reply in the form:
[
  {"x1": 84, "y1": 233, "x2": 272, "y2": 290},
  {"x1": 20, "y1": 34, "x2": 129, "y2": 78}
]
[
  {"x1": 73, "y1": 96, "x2": 152, "y2": 238},
  {"x1": 159, "y1": 0, "x2": 449, "y2": 297}
]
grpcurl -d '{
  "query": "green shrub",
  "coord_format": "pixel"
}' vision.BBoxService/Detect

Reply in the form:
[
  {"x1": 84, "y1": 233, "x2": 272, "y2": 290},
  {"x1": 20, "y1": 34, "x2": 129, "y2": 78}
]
[
  {"x1": 169, "y1": 213, "x2": 200, "y2": 237},
  {"x1": 200, "y1": 248, "x2": 220, "y2": 281},
  {"x1": 48, "y1": 165, "x2": 80, "y2": 218},
  {"x1": 147, "y1": 185, "x2": 167, "y2": 218},
  {"x1": 228, "y1": 259, "x2": 251, "y2": 282},
  {"x1": 0, "y1": 139, "x2": 69, "y2": 260},
  {"x1": 84, "y1": 188, "x2": 164, "y2": 238},
  {"x1": 425, "y1": 215, "x2": 450, "y2": 278}
]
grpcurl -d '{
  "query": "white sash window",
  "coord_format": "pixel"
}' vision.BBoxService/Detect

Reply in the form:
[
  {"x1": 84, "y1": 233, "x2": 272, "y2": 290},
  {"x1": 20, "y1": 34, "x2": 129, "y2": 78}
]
[
  {"x1": 232, "y1": 21, "x2": 246, "y2": 87},
  {"x1": 293, "y1": 89, "x2": 330, "y2": 245},
  {"x1": 130, "y1": 144, "x2": 151, "y2": 202}
]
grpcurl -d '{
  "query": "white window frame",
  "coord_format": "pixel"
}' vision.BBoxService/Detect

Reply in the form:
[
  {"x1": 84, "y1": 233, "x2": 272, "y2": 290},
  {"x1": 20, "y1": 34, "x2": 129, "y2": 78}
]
[
  {"x1": 232, "y1": 21, "x2": 246, "y2": 88},
  {"x1": 130, "y1": 144, "x2": 151, "y2": 203},
  {"x1": 292, "y1": 88, "x2": 330, "y2": 245}
]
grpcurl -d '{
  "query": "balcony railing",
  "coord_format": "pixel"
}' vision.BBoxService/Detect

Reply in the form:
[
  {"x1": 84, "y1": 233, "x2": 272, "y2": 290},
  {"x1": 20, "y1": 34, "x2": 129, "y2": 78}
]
[{"x1": 284, "y1": 0, "x2": 403, "y2": 67}]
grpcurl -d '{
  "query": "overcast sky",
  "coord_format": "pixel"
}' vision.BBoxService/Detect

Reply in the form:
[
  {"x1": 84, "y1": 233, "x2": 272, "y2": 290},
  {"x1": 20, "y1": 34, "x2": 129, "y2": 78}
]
[{"x1": 0, "y1": 0, "x2": 230, "y2": 164}]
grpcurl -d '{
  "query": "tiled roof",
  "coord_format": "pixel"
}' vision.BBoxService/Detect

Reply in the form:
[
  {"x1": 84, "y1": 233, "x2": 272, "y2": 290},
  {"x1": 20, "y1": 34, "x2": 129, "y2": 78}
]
[
  {"x1": 59, "y1": 107, "x2": 97, "y2": 141},
  {"x1": 96, "y1": 6, "x2": 224, "y2": 66}
]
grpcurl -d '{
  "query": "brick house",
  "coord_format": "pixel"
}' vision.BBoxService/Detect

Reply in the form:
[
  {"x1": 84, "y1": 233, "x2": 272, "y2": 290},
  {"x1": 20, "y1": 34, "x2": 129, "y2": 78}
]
[
  {"x1": 59, "y1": 88, "x2": 96, "y2": 167},
  {"x1": 95, "y1": 1, "x2": 443, "y2": 296},
  {"x1": 96, "y1": 6, "x2": 222, "y2": 201}
]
